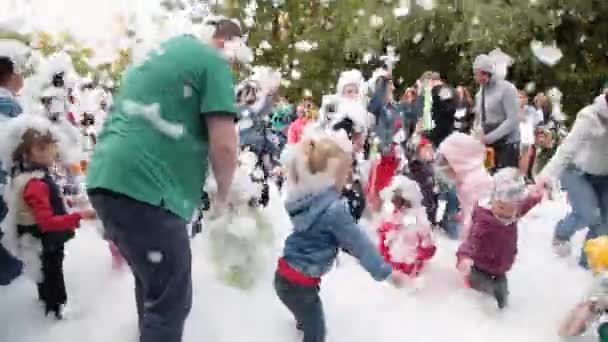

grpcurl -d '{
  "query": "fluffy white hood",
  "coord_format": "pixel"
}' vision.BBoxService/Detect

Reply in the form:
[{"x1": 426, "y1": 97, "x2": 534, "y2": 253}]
[
  {"x1": 330, "y1": 99, "x2": 369, "y2": 133},
  {"x1": 380, "y1": 175, "x2": 423, "y2": 207},
  {"x1": 0, "y1": 39, "x2": 30, "y2": 74},
  {"x1": 248, "y1": 66, "x2": 281, "y2": 95},
  {"x1": 0, "y1": 113, "x2": 83, "y2": 172},
  {"x1": 594, "y1": 94, "x2": 608, "y2": 121},
  {"x1": 336, "y1": 69, "x2": 364, "y2": 97}
]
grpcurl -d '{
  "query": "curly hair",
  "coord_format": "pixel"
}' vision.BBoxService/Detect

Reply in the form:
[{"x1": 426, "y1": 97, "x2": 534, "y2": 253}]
[{"x1": 12, "y1": 128, "x2": 56, "y2": 164}]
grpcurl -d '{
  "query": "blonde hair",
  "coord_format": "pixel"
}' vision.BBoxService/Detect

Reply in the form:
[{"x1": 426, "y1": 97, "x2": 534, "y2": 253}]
[{"x1": 286, "y1": 134, "x2": 352, "y2": 199}]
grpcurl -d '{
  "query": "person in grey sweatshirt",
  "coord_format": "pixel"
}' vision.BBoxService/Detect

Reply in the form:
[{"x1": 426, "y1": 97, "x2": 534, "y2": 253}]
[
  {"x1": 535, "y1": 93, "x2": 608, "y2": 268},
  {"x1": 473, "y1": 54, "x2": 520, "y2": 172}
]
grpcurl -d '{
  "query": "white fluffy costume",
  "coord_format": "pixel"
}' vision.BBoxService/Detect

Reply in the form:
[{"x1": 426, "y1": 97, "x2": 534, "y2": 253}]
[
  {"x1": 202, "y1": 151, "x2": 276, "y2": 289},
  {"x1": 0, "y1": 114, "x2": 81, "y2": 282},
  {"x1": 376, "y1": 175, "x2": 436, "y2": 277}
]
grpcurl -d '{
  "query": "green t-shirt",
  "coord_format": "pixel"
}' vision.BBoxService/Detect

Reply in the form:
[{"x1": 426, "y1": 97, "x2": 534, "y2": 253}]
[{"x1": 87, "y1": 35, "x2": 236, "y2": 220}]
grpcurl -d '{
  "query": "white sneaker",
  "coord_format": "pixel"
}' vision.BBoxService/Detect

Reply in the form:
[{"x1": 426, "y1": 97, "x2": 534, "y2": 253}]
[{"x1": 553, "y1": 239, "x2": 572, "y2": 257}]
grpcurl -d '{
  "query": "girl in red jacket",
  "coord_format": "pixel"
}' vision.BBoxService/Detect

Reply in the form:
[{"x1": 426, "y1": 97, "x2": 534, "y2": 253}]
[
  {"x1": 377, "y1": 175, "x2": 436, "y2": 280},
  {"x1": 287, "y1": 97, "x2": 318, "y2": 145},
  {"x1": 6, "y1": 124, "x2": 96, "y2": 319}
]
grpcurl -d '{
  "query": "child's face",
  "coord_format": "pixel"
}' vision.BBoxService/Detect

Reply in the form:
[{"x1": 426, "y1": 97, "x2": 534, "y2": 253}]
[
  {"x1": 518, "y1": 92, "x2": 528, "y2": 109},
  {"x1": 29, "y1": 143, "x2": 57, "y2": 167},
  {"x1": 418, "y1": 145, "x2": 435, "y2": 162},
  {"x1": 491, "y1": 200, "x2": 518, "y2": 221},
  {"x1": 391, "y1": 194, "x2": 411, "y2": 211},
  {"x1": 536, "y1": 131, "x2": 554, "y2": 148},
  {"x1": 297, "y1": 100, "x2": 314, "y2": 118},
  {"x1": 11, "y1": 73, "x2": 24, "y2": 94},
  {"x1": 352, "y1": 132, "x2": 365, "y2": 153},
  {"x1": 342, "y1": 84, "x2": 359, "y2": 100}
]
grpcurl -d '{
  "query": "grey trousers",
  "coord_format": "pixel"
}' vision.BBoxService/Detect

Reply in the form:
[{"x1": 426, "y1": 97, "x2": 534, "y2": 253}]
[{"x1": 89, "y1": 190, "x2": 192, "y2": 342}]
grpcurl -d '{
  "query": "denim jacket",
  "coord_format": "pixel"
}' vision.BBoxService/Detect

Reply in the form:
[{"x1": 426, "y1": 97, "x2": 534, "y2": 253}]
[
  {"x1": 0, "y1": 89, "x2": 23, "y2": 119},
  {"x1": 282, "y1": 187, "x2": 392, "y2": 281},
  {"x1": 367, "y1": 78, "x2": 403, "y2": 154},
  {"x1": 0, "y1": 90, "x2": 22, "y2": 187}
]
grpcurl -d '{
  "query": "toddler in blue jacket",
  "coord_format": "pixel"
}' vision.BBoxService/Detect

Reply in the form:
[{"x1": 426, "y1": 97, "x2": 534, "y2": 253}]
[{"x1": 275, "y1": 129, "x2": 405, "y2": 342}]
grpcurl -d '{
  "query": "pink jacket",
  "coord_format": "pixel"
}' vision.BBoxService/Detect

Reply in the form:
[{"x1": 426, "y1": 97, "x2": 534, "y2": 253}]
[
  {"x1": 287, "y1": 117, "x2": 308, "y2": 144},
  {"x1": 438, "y1": 133, "x2": 493, "y2": 239}
]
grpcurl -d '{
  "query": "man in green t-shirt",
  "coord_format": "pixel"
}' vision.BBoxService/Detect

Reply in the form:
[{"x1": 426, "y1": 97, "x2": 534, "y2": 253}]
[{"x1": 87, "y1": 20, "x2": 241, "y2": 342}]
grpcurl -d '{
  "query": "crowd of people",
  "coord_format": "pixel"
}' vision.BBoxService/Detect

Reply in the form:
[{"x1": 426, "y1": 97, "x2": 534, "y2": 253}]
[{"x1": 0, "y1": 16, "x2": 607, "y2": 342}]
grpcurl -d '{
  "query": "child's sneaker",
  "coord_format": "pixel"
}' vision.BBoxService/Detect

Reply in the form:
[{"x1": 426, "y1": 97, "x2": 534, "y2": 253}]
[
  {"x1": 494, "y1": 284, "x2": 509, "y2": 309},
  {"x1": 492, "y1": 274, "x2": 509, "y2": 310},
  {"x1": 553, "y1": 238, "x2": 572, "y2": 257}
]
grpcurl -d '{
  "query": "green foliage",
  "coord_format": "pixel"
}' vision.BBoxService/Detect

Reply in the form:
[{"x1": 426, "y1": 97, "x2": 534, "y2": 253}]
[
  {"x1": 224, "y1": 0, "x2": 608, "y2": 121},
  {"x1": 3, "y1": 0, "x2": 606, "y2": 120},
  {"x1": 0, "y1": 29, "x2": 125, "y2": 85}
]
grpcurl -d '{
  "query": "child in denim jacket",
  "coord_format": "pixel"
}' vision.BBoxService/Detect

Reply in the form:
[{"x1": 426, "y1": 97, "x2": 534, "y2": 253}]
[{"x1": 275, "y1": 129, "x2": 405, "y2": 342}]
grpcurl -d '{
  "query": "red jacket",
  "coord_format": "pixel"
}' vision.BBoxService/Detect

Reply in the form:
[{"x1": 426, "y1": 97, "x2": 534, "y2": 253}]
[
  {"x1": 377, "y1": 210, "x2": 436, "y2": 276},
  {"x1": 23, "y1": 179, "x2": 82, "y2": 233}
]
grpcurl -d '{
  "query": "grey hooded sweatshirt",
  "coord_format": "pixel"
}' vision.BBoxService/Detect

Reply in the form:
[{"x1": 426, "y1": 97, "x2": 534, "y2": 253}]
[
  {"x1": 474, "y1": 78, "x2": 520, "y2": 144},
  {"x1": 539, "y1": 94, "x2": 608, "y2": 179}
]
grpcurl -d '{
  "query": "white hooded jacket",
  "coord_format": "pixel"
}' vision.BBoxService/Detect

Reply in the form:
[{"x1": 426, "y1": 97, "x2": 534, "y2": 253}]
[{"x1": 539, "y1": 95, "x2": 608, "y2": 179}]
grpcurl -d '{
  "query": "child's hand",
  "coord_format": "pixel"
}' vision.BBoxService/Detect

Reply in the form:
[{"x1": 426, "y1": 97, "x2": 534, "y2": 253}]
[
  {"x1": 559, "y1": 301, "x2": 595, "y2": 337},
  {"x1": 272, "y1": 166, "x2": 283, "y2": 177},
  {"x1": 526, "y1": 183, "x2": 545, "y2": 199},
  {"x1": 456, "y1": 257, "x2": 473, "y2": 274},
  {"x1": 208, "y1": 199, "x2": 229, "y2": 220},
  {"x1": 387, "y1": 271, "x2": 408, "y2": 288},
  {"x1": 80, "y1": 208, "x2": 97, "y2": 220}
]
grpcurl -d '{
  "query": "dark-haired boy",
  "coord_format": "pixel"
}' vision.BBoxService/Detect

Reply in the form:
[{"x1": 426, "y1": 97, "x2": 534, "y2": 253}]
[
  {"x1": 0, "y1": 56, "x2": 24, "y2": 118},
  {"x1": 0, "y1": 55, "x2": 24, "y2": 286}
]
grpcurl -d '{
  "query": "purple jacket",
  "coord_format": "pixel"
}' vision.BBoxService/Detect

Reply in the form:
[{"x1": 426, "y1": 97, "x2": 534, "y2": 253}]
[
  {"x1": 457, "y1": 196, "x2": 541, "y2": 276},
  {"x1": 407, "y1": 160, "x2": 437, "y2": 224}
]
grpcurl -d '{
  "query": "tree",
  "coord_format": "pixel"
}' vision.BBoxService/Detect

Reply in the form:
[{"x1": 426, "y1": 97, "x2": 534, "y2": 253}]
[{"x1": 224, "y1": 0, "x2": 608, "y2": 120}]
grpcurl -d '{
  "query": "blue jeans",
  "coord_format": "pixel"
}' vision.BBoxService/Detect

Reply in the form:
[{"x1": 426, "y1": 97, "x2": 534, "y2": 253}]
[
  {"x1": 0, "y1": 191, "x2": 23, "y2": 286},
  {"x1": 274, "y1": 272, "x2": 325, "y2": 342},
  {"x1": 89, "y1": 190, "x2": 192, "y2": 342},
  {"x1": 439, "y1": 185, "x2": 461, "y2": 240},
  {"x1": 554, "y1": 167, "x2": 608, "y2": 268}
]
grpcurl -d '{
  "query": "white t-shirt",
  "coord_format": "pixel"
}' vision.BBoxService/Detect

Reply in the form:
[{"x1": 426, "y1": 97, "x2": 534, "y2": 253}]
[{"x1": 520, "y1": 120, "x2": 535, "y2": 146}]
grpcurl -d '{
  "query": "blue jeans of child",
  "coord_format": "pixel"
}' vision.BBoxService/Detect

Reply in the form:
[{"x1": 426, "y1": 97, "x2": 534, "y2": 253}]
[
  {"x1": 554, "y1": 167, "x2": 608, "y2": 268},
  {"x1": 439, "y1": 185, "x2": 460, "y2": 240},
  {"x1": 0, "y1": 188, "x2": 23, "y2": 286},
  {"x1": 89, "y1": 190, "x2": 192, "y2": 342},
  {"x1": 274, "y1": 272, "x2": 325, "y2": 342}
]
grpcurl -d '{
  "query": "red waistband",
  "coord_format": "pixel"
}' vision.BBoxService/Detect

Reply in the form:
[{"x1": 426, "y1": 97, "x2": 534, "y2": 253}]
[{"x1": 277, "y1": 258, "x2": 321, "y2": 286}]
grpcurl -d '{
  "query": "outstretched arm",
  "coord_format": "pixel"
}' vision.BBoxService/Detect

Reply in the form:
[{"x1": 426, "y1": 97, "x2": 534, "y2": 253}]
[{"x1": 331, "y1": 201, "x2": 393, "y2": 281}]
